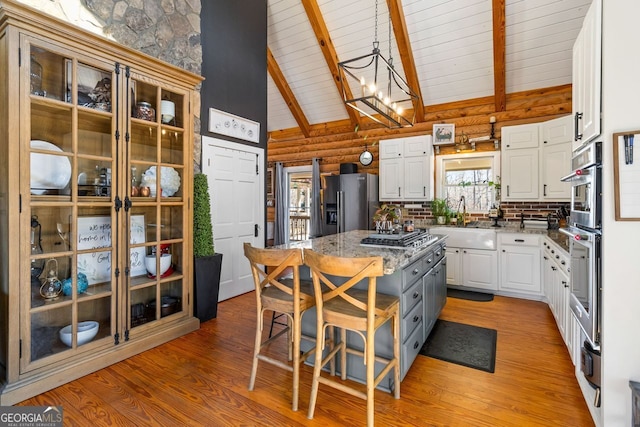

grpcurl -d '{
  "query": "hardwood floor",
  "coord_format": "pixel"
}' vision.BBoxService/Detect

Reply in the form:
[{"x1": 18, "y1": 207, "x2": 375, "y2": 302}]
[{"x1": 19, "y1": 292, "x2": 594, "y2": 426}]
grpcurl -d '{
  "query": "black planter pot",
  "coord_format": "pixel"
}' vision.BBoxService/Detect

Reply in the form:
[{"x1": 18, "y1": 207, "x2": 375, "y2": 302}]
[{"x1": 194, "y1": 252, "x2": 223, "y2": 322}]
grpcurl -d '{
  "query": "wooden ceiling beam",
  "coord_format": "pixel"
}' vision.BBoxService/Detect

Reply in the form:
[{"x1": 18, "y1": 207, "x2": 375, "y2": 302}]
[
  {"x1": 492, "y1": 0, "x2": 506, "y2": 112},
  {"x1": 266, "y1": 47, "x2": 311, "y2": 138},
  {"x1": 387, "y1": 0, "x2": 425, "y2": 122},
  {"x1": 301, "y1": 0, "x2": 361, "y2": 129}
]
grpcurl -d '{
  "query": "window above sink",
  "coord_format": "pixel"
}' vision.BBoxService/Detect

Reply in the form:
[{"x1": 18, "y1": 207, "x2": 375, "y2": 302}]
[{"x1": 435, "y1": 151, "x2": 501, "y2": 213}]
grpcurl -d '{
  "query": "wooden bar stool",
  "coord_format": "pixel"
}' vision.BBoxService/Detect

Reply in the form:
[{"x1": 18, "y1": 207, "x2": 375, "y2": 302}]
[
  {"x1": 243, "y1": 243, "x2": 318, "y2": 411},
  {"x1": 303, "y1": 249, "x2": 400, "y2": 427}
]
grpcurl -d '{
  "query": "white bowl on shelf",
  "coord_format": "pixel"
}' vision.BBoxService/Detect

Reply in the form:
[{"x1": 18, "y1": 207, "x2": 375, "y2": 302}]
[
  {"x1": 59, "y1": 320, "x2": 99, "y2": 347},
  {"x1": 145, "y1": 253, "x2": 172, "y2": 276}
]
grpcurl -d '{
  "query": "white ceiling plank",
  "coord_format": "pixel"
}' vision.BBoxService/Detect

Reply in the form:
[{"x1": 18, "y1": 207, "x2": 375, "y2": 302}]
[{"x1": 266, "y1": 0, "x2": 589, "y2": 132}]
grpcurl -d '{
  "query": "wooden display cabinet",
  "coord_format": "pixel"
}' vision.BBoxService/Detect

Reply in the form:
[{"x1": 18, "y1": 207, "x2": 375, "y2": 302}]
[{"x1": 0, "y1": 1, "x2": 203, "y2": 404}]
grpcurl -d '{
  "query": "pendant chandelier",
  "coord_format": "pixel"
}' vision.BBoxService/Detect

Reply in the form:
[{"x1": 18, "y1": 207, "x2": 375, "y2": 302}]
[{"x1": 338, "y1": 0, "x2": 419, "y2": 128}]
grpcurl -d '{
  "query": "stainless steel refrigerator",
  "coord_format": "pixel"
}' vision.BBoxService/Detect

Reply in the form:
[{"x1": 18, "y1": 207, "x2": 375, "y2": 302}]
[{"x1": 322, "y1": 173, "x2": 379, "y2": 235}]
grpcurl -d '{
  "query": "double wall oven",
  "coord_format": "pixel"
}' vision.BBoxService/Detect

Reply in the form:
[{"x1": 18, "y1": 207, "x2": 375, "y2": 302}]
[{"x1": 560, "y1": 140, "x2": 602, "y2": 391}]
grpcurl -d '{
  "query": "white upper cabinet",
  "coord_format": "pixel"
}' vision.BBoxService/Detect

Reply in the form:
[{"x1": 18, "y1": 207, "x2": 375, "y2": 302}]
[
  {"x1": 541, "y1": 116, "x2": 572, "y2": 200},
  {"x1": 502, "y1": 124, "x2": 539, "y2": 150},
  {"x1": 572, "y1": 0, "x2": 602, "y2": 150},
  {"x1": 379, "y1": 135, "x2": 432, "y2": 201},
  {"x1": 501, "y1": 115, "x2": 572, "y2": 201}
]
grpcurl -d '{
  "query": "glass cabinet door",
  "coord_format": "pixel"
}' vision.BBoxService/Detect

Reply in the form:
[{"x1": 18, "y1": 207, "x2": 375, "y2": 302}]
[
  {"x1": 127, "y1": 73, "x2": 188, "y2": 332},
  {"x1": 24, "y1": 38, "x2": 116, "y2": 370}
]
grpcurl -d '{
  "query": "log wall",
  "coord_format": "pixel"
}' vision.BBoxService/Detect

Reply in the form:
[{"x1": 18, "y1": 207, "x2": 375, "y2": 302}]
[{"x1": 266, "y1": 84, "x2": 572, "y2": 225}]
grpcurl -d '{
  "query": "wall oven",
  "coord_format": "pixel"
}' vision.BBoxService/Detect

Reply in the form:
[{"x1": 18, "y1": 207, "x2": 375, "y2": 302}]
[
  {"x1": 560, "y1": 139, "x2": 602, "y2": 393},
  {"x1": 561, "y1": 141, "x2": 602, "y2": 230},
  {"x1": 560, "y1": 226, "x2": 601, "y2": 348}
]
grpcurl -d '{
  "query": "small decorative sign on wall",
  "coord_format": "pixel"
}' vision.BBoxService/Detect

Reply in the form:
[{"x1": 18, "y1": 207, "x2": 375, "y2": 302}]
[{"x1": 208, "y1": 108, "x2": 260, "y2": 143}]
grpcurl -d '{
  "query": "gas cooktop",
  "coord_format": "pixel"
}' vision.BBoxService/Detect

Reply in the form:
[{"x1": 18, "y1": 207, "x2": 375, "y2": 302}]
[{"x1": 360, "y1": 230, "x2": 438, "y2": 250}]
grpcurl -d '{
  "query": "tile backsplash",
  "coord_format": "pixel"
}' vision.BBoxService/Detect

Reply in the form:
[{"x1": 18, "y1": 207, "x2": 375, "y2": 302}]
[{"x1": 388, "y1": 201, "x2": 570, "y2": 228}]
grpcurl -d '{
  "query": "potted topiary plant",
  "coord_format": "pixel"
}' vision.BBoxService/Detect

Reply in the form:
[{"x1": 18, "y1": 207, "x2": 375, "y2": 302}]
[
  {"x1": 193, "y1": 173, "x2": 223, "y2": 322},
  {"x1": 430, "y1": 198, "x2": 448, "y2": 225}
]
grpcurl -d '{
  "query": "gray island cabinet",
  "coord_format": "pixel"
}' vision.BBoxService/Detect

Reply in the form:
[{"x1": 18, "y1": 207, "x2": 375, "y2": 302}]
[{"x1": 276, "y1": 230, "x2": 447, "y2": 390}]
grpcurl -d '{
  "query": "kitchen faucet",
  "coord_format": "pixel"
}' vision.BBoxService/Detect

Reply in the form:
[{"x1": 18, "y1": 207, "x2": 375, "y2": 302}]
[{"x1": 458, "y1": 196, "x2": 470, "y2": 227}]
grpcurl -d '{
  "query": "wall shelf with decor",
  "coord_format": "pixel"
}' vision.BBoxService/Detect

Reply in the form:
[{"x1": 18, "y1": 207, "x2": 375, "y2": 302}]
[{"x1": 0, "y1": 1, "x2": 203, "y2": 405}]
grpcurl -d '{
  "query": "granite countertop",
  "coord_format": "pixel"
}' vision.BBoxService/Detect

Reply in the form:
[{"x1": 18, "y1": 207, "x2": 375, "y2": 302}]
[
  {"x1": 430, "y1": 221, "x2": 570, "y2": 253},
  {"x1": 274, "y1": 230, "x2": 445, "y2": 275}
]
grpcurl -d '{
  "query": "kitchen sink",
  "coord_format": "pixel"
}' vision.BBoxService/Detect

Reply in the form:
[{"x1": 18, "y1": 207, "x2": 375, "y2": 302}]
[{"x1": 428, "y1": 226, "x2": 497, "y2": 250}]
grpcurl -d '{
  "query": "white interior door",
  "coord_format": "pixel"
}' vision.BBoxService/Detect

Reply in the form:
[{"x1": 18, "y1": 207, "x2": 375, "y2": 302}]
[{"x1": 202, "y1": 136, "x2": 264, "y2": 301}]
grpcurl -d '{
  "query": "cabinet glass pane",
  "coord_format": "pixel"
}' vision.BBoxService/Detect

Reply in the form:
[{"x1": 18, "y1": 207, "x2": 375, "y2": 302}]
[
  {"x1": 30, "y1": 46, "x2": 68, "y2": 102},
  {"x1": 161, "y1": 129, "x2": 183, "y2": 165},
  {"x1": 158, "y1": 280, "x2": 183, "y2": 318},
  {"x1": 165, "y1": 242, "x2": 184, "y2": 276},
  {"x1": 77, "y1": 159, "x2": 113, "y2": 198},
  {"x1": 30, "y1": 205, "x2": 73, "y2": 255},
  {"x1": 161, "y1": 206, "x2": 184, "y2": 240},
  {"x1": 30, "y1": 104, "x2": 73, "y2": 197},
  {"x1": 128, "y1": 207, "x2": 158, "y2": 245},
  {"x1": 76, "y1": 211, "x2": 114, "y2": 292},
  {"x1": 130, "y1": 123, "x2": 158, "y2": 163},
  {"x1": 30, "y1": 306, "x2": 72, "y2": 362},
  {"x1": 77, "y1": 112, "x2": 112, "y2": 157},
  {"x1": 132, "y1": 80, "x2": 158, "y2": 122},
  {"x1": 130, "y1": 285, "x2": 157, "y2": 328},
  {"x1": 78, "y1": 299, "x2": 111, "y2": 344},
  {"x1": 160, "y1": 90, "x2": 183, "y2": 128},
  {"x1": 74, "y1": 63, "x2": 113, "y2": 112},
  {"x1": 30, "y1": 255, "x2": 72, "y2": 309}
]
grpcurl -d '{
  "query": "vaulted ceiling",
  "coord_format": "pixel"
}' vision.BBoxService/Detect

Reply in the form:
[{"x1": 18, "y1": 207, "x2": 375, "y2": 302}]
[{"x1": 266, "y1": 0, "x2": 591, "y2": 139}]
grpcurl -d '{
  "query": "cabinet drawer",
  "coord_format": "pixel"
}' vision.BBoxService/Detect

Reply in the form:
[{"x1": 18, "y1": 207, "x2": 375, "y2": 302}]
[
  {"x1": 402, "y1": 279, "x2": 423, "y2": 313},
  {"x1": 402, "y1": 298, "x2": 423, "y2": 342},
  {"x1": 402, "y1": 321, "x2": 424, "y2": 377},
  {"x1": 403, "y1": 258, "x2": 427, "y2": 290},
  {"x1": 422, "y1": 249, "x2": 436, "y2": 271},
  {"x1": 432, "y1": 243, "x2": 445, "y2": 264},
  {"x1": 498, "y1": 233, "x2": 540, "y2": 247}
]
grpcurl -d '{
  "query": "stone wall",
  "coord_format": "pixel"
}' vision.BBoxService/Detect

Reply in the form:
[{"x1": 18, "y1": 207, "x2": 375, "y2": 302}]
[{"x1": 17, "y1": 0, "x2": 203, "y2": 168}]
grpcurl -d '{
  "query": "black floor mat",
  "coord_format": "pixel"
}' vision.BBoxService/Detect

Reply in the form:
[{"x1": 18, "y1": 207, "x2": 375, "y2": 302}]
[
  {"x1": 420, "y1": 319, "x2": 497, "y2": 373},
  {"x1": 447, "y1": 288, "x2": 494, "y2": 302}
]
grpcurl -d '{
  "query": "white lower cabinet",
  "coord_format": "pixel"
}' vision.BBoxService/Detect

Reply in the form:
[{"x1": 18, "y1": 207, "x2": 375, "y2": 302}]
[
  {"x1": 446, "y1": 247, "x2": 497, "y2": 291},
  {"x1": 542, "y1": 237, "x2": 573, "y2": 356},
  {"x1": 498, "y1": 234, "x2": 541, "y2": 296}
]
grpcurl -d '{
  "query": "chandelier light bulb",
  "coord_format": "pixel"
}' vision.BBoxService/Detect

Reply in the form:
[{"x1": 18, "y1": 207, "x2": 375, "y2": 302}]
[
  {"x1": 383, "y1": 97, "x2": 390, "y2": 106},
  {"x1": 369, "y1": 83, "x2": 376, "y2": 94},
  {"x1": 377, "y1": 91, "x2": 383, "y2": 99},
  {"x1": 392, "y1": 102, "x2": 397, "y2": 111},
  {"x1": 360, "y1": 76, "x2": 366, "y2": 86},
  {"x1": 396, "y1": 106, "x2": 404, "y2": 115}
]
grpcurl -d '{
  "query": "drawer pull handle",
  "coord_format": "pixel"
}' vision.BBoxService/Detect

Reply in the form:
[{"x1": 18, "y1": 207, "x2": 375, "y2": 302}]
[
  {"x1": 427, "y1": 258, "x2": 432, "y2": 264},
  {"x1": 414, "y1": 341, "x2": 420, "y2": 350},
  {"x1": 515, "y1": 239, "x2": 525, "y2": 242},
  {"x1": 413, "y1": 292, "x2": 419, "y2": 299},
  {"x1": 412, "y1": 269, "x2": 419, "y2": 275},
  {"x1": 413, "y1": 315, "x2": 420, "y2": 322}
]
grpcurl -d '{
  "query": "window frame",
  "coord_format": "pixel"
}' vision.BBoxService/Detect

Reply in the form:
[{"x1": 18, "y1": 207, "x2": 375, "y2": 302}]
[{"x1": 435, "y1": 151, "x2": 501, "y2": 213}]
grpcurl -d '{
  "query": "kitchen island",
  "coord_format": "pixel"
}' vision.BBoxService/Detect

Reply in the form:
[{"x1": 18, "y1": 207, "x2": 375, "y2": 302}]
[{"x1": 275, "y1": 230, "x2": 447, "y2": 390}]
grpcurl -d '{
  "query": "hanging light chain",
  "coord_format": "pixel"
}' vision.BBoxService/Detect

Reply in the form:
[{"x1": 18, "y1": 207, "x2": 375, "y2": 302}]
[{"x1": 374, "y1": 0, "x2": 378, "y2": 43}]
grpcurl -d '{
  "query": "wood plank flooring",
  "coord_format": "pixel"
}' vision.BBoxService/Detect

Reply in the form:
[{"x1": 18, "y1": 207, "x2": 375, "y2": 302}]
[{"x1": 18, "y1": 293, "x2": 594, "y2": 426}]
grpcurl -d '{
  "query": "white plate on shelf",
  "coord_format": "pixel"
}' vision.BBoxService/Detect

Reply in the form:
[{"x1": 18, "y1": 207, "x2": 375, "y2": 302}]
[{"x1": 30, "y1": 140, "x2": 71, "y2": 194}]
